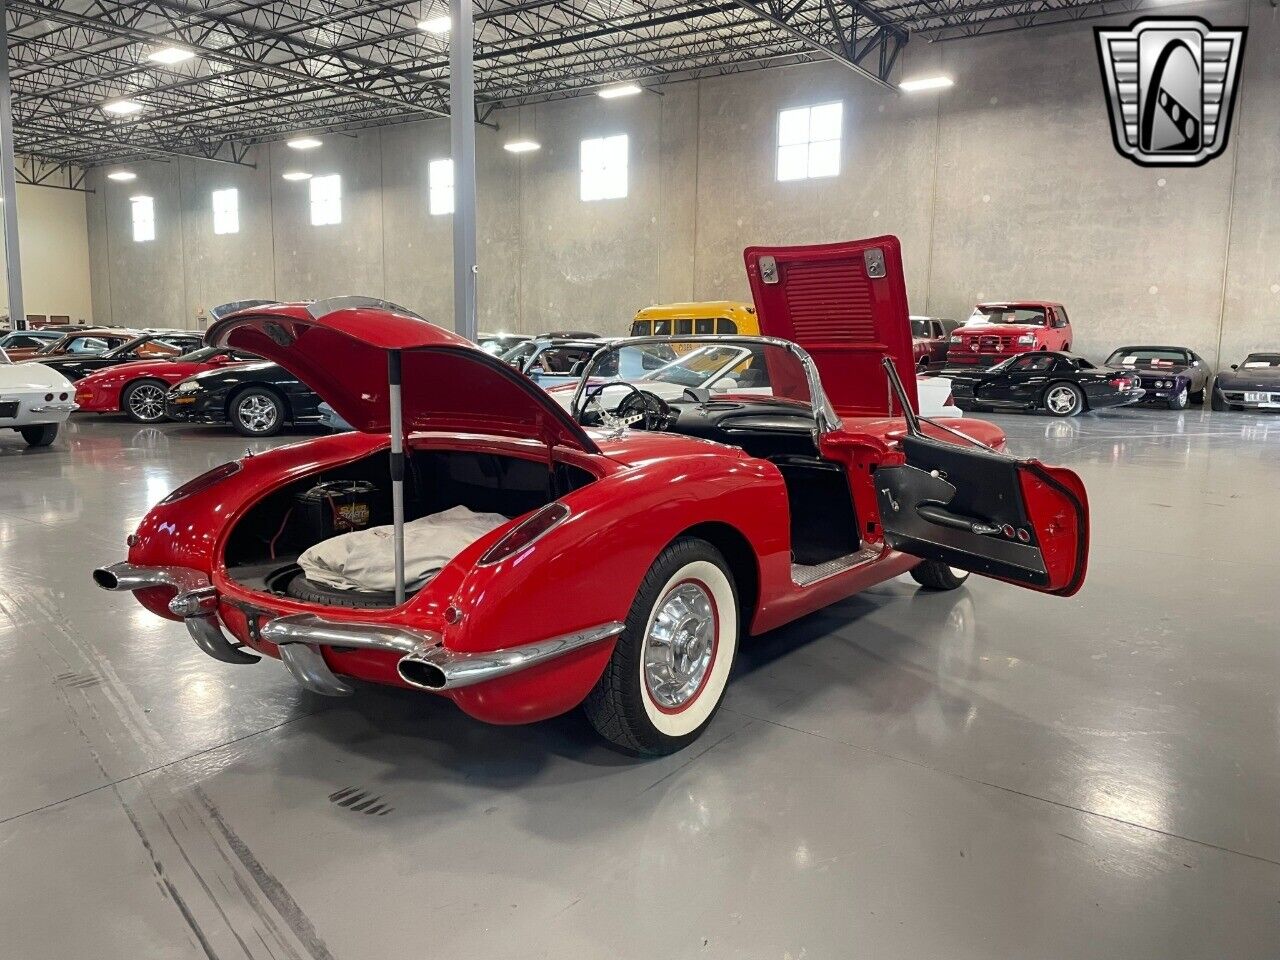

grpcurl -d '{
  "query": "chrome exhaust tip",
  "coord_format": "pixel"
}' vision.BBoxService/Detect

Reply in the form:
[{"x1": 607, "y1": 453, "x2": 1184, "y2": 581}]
[
  {"x1": 92, "y1": 567, "x2": 122, "y2": 590},
  {"x1": 396, "y1": 657, "x2": 449, "y2": 691}
]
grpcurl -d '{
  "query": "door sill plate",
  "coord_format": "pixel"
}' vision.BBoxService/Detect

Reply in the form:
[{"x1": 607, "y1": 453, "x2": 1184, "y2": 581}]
[{"x1": 791, "y1": 546, "x2": 882, "y2": 587}]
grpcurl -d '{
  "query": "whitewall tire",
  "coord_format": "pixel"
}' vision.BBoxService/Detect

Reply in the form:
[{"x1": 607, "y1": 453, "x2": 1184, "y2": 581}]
[{"x1": 584, "y1": 538, "x2": 738, "y2": 755}]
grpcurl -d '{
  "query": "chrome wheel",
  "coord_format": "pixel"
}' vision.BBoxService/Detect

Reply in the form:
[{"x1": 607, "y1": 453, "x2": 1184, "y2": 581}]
[
  {"x1": 125, "y1": 383, "x2": 166, "y2": 422},
  {"x1": 236, "y1": 393, "x2": 279, "y2": 434},
  {"x1": 643, "y1": 580, "x2": 717, "y2": 711},
  {"x1": 1045, "y1": 385, "x2": 1080, "y2": 416}
]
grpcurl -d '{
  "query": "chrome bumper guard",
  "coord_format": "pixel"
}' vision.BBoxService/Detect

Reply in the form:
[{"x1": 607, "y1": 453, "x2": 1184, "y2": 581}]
[
  {"x1": 92, "y1": 563, "x2": 624, "y2": 699},
  {"x1": 92, "y1": 561, "x2": 261, "y2": 665}
]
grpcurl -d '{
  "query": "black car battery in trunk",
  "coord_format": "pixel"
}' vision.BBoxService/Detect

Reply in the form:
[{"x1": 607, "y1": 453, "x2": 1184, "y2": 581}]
[{"x1": 293, "y1": 480, "x2": 379, "y2": 543}]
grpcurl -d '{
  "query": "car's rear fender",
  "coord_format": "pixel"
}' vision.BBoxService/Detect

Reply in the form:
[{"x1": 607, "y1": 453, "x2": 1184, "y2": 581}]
[
  {"x1": 122, "y1": 431, "x2": 390, "y2": 619},
  {"x1": 432, "y1": 451, "x2": 790, "y2": 723}
]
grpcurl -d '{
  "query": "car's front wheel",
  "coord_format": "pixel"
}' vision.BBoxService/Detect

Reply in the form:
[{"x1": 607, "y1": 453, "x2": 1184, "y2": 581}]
[
  {"x1": 19, "y1": 423, "x2": 59, "y2": 447},
  {"x1": 231, "y1": 388, "x2": 285, "y2": 437},
  {"x1": 584, "y1": 537, "x2": 738, "y2": 756},
  {"x1": 122, "y1": 379, "x2": 169, "y2": 423},
  {"x1": 1167, "y1": 385, "x2": 1189, "y2": 410},
  {"x1": 1043, "y1": 382, "x2": 1084, "y2": 417},
  {"x1": 1210, "y1": 384, "x2": 1230, "y2": 412}
]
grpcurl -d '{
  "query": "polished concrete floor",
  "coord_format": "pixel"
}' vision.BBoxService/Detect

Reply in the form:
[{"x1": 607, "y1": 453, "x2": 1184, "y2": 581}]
[{"x1": 1, "y1": 409, "x2": 1277, "y2": 959}]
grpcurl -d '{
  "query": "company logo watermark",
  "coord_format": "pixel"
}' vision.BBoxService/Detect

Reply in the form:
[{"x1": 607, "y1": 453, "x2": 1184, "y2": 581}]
[{"x1": 1095, "y1": 17, "x2": 1246, "y2": 167}]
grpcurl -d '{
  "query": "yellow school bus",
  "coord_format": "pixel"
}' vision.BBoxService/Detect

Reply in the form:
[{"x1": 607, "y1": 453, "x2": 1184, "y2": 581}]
[{"x1": 629, "y1": 301, "x2": 761, "y2": 339}]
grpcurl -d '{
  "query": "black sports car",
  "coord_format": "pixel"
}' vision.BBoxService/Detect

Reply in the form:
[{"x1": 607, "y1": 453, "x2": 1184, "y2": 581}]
[
  {"x1": 40, "y1": 333, "x2": 203, "y2": 382},
  {"x1": 1211, "y1": 353, "x2": 1280, "y2": 412},
  {"x1": 1103, "y1": 345, "x2": 1210, "y2": 409},
  {"x1": 165, "y1": 360, "x2": 324, "y2": 437},
  {"x1": 951, "y1": 351, "x2": 1145, "y2": 417}
]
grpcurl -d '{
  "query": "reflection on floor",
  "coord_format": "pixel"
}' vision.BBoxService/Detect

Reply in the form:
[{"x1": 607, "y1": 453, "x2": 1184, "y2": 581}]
[{"x1": 1, "y1": 409, "x2": 1278, "y2": 959}]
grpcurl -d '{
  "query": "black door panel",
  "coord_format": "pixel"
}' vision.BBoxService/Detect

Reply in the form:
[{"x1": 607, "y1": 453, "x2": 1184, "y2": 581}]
[{"x1": 876, "y1": 433, "x2": 1088, "y2": 593}]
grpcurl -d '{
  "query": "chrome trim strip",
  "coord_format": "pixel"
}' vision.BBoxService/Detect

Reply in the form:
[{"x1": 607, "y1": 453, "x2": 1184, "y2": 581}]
[
  {"x1": 399, "y1": 621, "x2": 625, "y2": 690},
  {"x1": 571, "y1": 334, "x2": 842, "y2": 434},
  {"x1": 30, "y1": 403, "x2": 78, "y2": 413}
]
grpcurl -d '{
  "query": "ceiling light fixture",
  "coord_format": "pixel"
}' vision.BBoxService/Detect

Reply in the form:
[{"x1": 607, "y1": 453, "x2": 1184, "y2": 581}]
[
  {"x1": 598, "y1": 83, "x2": 642, "y2": 99},
  {"x1": 899, "y1": 76, "x2": 954, "y2": 93},
  {"x1": 287, "y1": 137, "x2": 323, "y2": 150},
  {"x1": 107, "y1": 170, "x2": 137, "y2": 181},
  {"x1": 282, "y1": 171, "x2": 313, "y2": 181},
  {"x1": 102, "y1": 99, "x2": 144, "y2": 115},
  {"x1": 147, "y1": 46, "x2": 196, "y2": 65},
  {"x1": 418, "y1": 15, "x2": 451, "y2": 33},
  {"x1": 503, "y1": 139, "x2": 541, "y2": 153}
]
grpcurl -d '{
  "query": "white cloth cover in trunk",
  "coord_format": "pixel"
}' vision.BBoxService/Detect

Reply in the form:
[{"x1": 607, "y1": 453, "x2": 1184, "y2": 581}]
[{"x1": 298, "y1": 505, "x2": 509, "y2": 593}]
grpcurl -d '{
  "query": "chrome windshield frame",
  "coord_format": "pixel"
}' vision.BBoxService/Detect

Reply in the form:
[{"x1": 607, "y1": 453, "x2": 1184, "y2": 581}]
[{"x1": 569, "y1": 335, "x2": 843, "y2": 434}]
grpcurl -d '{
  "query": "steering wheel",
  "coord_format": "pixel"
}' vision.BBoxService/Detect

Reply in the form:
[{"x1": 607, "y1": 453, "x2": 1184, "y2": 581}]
[{"x1": 576, "y1": 381, "x2": 674, "y2": 431}]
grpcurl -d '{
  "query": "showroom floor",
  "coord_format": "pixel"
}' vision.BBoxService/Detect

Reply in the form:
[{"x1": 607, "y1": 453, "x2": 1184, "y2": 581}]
[{"x1": 2, "y1": 409, "x2": 1278, "y2": 959}]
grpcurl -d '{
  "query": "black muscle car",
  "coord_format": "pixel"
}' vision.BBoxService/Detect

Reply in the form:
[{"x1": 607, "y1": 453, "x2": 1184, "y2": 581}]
[
  {"x1": 1103, "y1": 345, "x2": 1210, "y2": 409},
  {"x1": 39, "y1": 333, "x2": 203, "y2": 382},
  {"x1": 1211, "y1": 353, "x2": 1280, "y2": 412},
  {"x1": 951, "y1": 351, "x2": 1144, "y2": 417},
  {"x1": 164, "y1": 360, "x2": 324, "y2": 436}
]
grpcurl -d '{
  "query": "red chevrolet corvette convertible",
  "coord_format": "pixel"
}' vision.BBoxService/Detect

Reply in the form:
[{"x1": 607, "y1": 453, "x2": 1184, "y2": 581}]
[
  {"x1": 94, "y1": 237, "x2": 1089, "y2": 755},
  {"x1": 74, "y1": 345, "x2": 259, "y2": 422}
]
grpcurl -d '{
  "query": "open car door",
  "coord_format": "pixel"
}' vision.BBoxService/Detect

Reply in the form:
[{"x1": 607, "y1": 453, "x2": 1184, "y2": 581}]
[{"x1": 874, "y1": 360, "x2": 1089, "y2": 596}]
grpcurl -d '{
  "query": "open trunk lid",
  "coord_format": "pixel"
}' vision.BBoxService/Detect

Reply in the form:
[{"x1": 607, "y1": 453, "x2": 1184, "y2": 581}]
[{"x1": 206, "y1": 297, "x2": 599, "y2": 453}]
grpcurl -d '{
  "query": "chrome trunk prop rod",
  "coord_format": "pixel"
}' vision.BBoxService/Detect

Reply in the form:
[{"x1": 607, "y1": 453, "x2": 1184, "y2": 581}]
[{"x1": 388, "y1": 349, "x2": 407, "y2": 606}]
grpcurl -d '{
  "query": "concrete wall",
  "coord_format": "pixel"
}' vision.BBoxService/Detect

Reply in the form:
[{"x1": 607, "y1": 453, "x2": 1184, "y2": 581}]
[
  {"x1": 84, "y1": 0, "x2": 1278, "y2": 366},
  {"x1": 0, "y1": 183, "x2": 93, "y2": 322}
]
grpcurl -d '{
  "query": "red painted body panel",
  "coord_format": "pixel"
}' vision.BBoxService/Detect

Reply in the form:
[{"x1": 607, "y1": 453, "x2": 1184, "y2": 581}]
[
  {"x1": 73, "y1": 356, "x2": 248, "y2": 412},
  {"x1": 745, "y1": 236, "x2": 920, "y2": 416},
  {"x1": 205, "y1": 302, "x2": 597, "y2": 452},
  {"x1": 947, "y1": 301, "x2": 1073, "y2": 365}
]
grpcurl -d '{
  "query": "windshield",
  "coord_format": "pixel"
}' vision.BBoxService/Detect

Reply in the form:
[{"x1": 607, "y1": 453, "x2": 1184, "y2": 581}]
[
  {"x1": 1106, "y1": 348, "x2": 1188, "y2": 367},
  {"x1": 967, "y1": 306, "x2": 1047, "y2": 326},
  {"x1": 642, "y1": 345, "x2": 753, "y2": 388},
  {"x1": 571, "y1": 337, "x2": 814, "y2": 415},
  {"x1": 175, "y1": 346, "x2": 222, "y2": 363},
  {"x1": 499, "y1": 341, "x2": 537, "y2": 366},
  {"x1": 1242, "y1": 354, "x2": 1280, "y2": 368}
]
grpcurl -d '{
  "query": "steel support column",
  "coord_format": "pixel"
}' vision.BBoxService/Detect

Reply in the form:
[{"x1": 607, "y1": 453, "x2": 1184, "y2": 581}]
[
  {"x1": 450, "y1": 0, "x2": 479, "y2": 342},
  {"x1": 0, "y1": 0, "x2": 26, "y2": 330}
]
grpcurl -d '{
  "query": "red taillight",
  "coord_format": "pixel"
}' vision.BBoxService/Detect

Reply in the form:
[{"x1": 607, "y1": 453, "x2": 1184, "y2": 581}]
[
  {"x1": 477, "y1": 502, "x2": 570, "y2": 566},
  {"x1": 944, "y1": 392, "x2": 955, "y2": 406},
  {"x1": 158, "y1": 461, "x2": 243, "y2": 504}
]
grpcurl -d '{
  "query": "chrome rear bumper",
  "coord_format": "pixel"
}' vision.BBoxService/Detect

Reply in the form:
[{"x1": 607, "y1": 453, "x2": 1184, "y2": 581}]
[{"x1": 94, "y1": 562, "x2": 623, "y2": 698}]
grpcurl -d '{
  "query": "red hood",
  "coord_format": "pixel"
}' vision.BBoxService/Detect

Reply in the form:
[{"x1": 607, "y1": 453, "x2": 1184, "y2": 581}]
[
  {"x1": 956, "y1": 323, "x2": 1044, "y2": 337},
  {"x1": 206, "y1": 298, "x2": 598, "y2": 453}
]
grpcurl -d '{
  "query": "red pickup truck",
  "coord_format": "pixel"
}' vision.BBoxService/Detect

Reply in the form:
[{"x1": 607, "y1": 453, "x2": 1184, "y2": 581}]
[{"x1": 947, "y1": 301, "x2": 1073, "y2": 366}]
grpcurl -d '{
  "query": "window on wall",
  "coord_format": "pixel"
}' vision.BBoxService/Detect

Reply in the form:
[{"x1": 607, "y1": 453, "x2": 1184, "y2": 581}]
[
  {"x1": 212, "y1": 188, "x2": 239, "y2": 235},
  {"x1": 776, "y1": 102, "x2": 842, "y2": 181},
  {"x1": 130, "y1": 195, "x2": 155, "y2": 242},
  {"x1": 580, "y1": 134, "x2": 628, "y2": 201},
  {"x1": 309, "y1": 174, "x2": 342, "y2": 225},
  {"x1": 429, "y1": 158, "x2": 454, "y2": 216}
]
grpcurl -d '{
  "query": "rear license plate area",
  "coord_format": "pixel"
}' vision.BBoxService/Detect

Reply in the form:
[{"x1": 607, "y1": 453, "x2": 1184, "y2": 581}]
[{"x1": 0, "y1": 401, "x2": 19, "y2": 418}]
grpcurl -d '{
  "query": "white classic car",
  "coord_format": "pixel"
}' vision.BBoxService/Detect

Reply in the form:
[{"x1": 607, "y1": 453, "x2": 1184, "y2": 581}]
[{"x1": 0, "y1": 347, "x2": 78, "y2": 446}]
